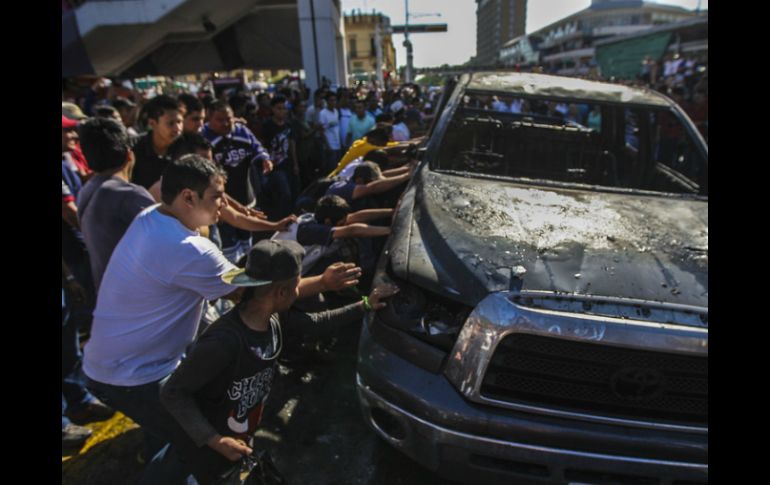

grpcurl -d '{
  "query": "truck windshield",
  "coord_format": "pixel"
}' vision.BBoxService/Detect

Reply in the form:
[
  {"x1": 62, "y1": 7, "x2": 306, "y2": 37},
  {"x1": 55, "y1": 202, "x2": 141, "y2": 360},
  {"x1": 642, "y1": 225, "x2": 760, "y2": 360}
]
[{"x1": 432, "y1": 91, "x2": 707, "y2": 197}]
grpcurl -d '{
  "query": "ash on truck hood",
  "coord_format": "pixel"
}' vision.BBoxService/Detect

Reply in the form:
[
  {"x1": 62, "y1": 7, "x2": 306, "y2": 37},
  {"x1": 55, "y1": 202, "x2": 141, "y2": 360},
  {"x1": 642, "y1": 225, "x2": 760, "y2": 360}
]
[{"x1": 390, "y1": 169, "x2": 708, "y2": 311}]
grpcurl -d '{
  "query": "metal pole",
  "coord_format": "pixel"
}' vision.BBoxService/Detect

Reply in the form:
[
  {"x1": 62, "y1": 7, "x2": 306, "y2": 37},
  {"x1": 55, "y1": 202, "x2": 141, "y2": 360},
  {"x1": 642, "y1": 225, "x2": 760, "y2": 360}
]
[
  {"x1": 403, "y1": 0, "x2": 413, "y2": 83},
  {"x1": 375, "y1": 19, "x2": 384, "y2": 88},
  {"x1": 310, "y1": 0, "x2": 321, "y2": 90}
]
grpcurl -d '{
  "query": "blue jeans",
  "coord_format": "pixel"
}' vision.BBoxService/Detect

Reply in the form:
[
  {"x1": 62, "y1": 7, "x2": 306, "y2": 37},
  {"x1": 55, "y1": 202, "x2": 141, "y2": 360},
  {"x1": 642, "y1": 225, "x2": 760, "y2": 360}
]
[
  {"x1": 62, "y1": 394, "x2": 73, "y2": 429},
  {"x1": 63, "y1": 256, "x2": 95, "y2": 332},
  {"x1": 262, "y1": 164, "x2": 299, "y2": 221},
  {"x1": 62, "y1": 288, "x2": 95, "y2": 428},
  {"x1": 85, "y1": 375, "x2": 189, "y2": 484}
]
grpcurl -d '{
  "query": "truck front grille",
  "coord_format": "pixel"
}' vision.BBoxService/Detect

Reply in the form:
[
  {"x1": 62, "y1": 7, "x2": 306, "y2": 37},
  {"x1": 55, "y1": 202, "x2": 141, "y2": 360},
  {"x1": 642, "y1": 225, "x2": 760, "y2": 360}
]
[{"x1": 481, "y1": 334, "x2": 707, "y2": 426}]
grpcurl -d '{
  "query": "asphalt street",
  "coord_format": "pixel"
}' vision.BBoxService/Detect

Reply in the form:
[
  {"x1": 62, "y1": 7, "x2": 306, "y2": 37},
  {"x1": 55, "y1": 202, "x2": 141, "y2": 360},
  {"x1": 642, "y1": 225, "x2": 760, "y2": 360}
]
[{"x1": 62, "y1": 320, "x2": 460, "y2": 485}]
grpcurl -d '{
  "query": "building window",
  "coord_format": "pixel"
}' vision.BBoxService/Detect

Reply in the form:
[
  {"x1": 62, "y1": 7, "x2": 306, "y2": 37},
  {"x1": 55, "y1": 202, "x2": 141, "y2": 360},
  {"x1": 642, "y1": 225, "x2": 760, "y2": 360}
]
[{"x1": 350, "y1": 38, "x2": 357, "y2": 58}]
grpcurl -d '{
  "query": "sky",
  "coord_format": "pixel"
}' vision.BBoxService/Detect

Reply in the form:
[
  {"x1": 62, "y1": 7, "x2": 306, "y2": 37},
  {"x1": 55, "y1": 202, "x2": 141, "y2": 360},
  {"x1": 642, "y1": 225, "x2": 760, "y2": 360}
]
[{"x1": 340, "y1": 0, "x2": 708, "y2": 68}]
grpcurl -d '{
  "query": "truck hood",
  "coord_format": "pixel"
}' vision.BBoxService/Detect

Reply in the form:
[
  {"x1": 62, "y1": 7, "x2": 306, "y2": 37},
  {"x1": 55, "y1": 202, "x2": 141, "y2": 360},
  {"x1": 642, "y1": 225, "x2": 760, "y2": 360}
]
[{"x1": 390, "y1": 169, "x2": 708, "y2": 310}]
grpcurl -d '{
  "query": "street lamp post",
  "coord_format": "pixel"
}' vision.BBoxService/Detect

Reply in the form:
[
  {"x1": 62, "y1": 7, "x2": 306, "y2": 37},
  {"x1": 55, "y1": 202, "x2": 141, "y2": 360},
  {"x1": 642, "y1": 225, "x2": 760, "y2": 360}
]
[
  {"x1": 403, "y1": 0, "x2": 413, "y2": 83},
  {"x1": 391, "y1": 3, "x2": 443, "y2": 84},
  {"x1": 375, "y1": 20, "x2": 384, "y2": 88}
]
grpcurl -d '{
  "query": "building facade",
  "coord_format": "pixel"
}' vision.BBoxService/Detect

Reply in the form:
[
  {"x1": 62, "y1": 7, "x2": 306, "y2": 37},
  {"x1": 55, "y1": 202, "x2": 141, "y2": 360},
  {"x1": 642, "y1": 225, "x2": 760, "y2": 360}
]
[
  {"x1": 499, "y1": 0, "x2": 700, "y2": 76},
  {"x1": 594, "y1": 15, "x2": 707, "y2": 80},
  {"x1": 476, "y1": 0, "x2": 527, "y2": 66},
  {"x1": 498, "y1": 34, "x2": 542, "y2": 68},
  {"x1": 344, "y1": 10, "x2": 397, "y2": 83}
]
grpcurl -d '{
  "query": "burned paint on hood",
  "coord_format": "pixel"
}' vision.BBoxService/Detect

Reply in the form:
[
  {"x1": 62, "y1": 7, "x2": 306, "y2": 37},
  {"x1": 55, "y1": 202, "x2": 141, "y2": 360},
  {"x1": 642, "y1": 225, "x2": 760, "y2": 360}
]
[{"x1": 392, "y1": 168, "x2": 707, "y2": 309}]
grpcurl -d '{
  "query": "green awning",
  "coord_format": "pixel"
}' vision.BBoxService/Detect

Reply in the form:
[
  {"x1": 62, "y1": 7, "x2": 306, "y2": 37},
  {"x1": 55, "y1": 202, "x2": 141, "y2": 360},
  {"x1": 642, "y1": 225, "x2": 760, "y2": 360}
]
[
  {"x1": 595, "y1": 31, "x2": 672, "y2": 80},
  {"x1": 134, "y1": 79, "x2": 161, "y2": 89}
]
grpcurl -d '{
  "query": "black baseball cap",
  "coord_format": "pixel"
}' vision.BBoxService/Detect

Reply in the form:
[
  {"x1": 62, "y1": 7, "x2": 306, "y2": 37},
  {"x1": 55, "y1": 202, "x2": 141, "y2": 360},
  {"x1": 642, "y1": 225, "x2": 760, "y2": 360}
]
[{"x1": 222, "y1": 240, "x2": 305, "y2": 287}]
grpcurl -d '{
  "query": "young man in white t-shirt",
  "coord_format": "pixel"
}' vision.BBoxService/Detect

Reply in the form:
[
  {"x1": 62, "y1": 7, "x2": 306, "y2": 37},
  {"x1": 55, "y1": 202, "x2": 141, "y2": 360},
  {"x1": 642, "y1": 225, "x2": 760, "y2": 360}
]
[
  {"x1": 83, "y1": 154, "x2": 362, "y2": 482},
  {"x1": 337, "y1": 93, "x2": 353, "y2": 152},
  {"x1": 319, "y1": 92, "x2": 341, "y2": 174}
]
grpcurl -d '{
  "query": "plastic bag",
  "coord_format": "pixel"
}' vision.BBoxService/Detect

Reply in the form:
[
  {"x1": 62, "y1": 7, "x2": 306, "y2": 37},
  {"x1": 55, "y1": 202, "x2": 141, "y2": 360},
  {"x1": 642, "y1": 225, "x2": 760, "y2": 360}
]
[{"x1": 217, "y1": 450, "x2": 288, "y2": 485}]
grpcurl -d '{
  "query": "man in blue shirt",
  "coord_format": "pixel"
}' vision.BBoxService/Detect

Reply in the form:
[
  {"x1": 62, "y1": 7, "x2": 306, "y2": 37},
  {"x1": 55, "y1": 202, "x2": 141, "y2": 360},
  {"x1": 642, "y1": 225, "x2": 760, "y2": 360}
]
[
  {"x1": 203, "y1": 100, "x2": 274, "y2": 262},
  {"x1": 346, "y1": 99, "x2": 375, "y2": 147}
]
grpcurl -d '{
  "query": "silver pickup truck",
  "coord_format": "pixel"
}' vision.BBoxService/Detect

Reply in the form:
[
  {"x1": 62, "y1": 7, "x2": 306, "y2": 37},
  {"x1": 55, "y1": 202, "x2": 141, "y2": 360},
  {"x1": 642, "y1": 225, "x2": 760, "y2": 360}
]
[{"x1": 357, "y1": 72, "x2": 707, "y2": 485}]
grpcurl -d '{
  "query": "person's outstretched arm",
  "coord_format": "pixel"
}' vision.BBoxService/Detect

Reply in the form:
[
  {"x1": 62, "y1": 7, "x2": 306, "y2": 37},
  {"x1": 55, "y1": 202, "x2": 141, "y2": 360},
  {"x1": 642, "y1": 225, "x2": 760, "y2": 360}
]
[
  {"x1": 331, "y1": 223, "x2": 390, "y2": 239},
  {"x1": 220, "y1": 206, "x2": 296, "y2": 233},
  {"x1": 282, "y1": 283, "x2": 399, "y2": 340},
  {"x1": 345, "y1": 208, "x2": 393, "y2": 224},
  {"x1": 297, "y1": 262, "x2": 361, "y2": 299},
  {"x1": 351, "y1": 172, "x2": 410, "y2": 199}
]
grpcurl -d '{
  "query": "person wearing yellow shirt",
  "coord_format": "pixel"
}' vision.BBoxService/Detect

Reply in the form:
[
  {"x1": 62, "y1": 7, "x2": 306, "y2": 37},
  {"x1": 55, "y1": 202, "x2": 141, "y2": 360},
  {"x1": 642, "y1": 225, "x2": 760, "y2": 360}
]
[{"x1": 328, "y1": 124, "x2": 398, "y2": 177}]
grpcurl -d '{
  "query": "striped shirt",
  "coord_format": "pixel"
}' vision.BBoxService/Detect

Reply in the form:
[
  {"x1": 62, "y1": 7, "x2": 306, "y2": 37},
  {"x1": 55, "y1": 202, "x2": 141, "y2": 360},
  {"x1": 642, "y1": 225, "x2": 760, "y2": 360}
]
[{"x1": 203, "y1": 123, "x2": 270, "y2": 206}]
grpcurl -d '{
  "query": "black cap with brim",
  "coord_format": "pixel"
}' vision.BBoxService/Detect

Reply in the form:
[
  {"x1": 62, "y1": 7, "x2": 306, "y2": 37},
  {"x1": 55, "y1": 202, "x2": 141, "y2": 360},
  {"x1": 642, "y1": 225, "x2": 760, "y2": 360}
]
[
  {"x1": 221, "y1": 269, "x2": 273, "y2": 287},
  {"x1": 222, "y1": 239, "x2": 304, "y2": 287}
]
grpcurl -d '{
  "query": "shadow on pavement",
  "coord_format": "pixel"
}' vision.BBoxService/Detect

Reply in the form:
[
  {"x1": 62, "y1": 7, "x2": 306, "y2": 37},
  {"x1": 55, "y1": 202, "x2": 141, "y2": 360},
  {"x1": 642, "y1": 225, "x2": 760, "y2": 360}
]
[
  {"x1": 62, "y1": 426, "x2": 144, "y2": 485},
  {"x1": 254, "y1": 323, "x2": 461, "y2": 485}
]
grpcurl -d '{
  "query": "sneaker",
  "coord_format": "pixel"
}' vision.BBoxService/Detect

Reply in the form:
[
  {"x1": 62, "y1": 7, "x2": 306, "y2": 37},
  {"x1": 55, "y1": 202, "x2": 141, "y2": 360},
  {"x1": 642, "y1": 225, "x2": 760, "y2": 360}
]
[
  {"x1": 62, "y1": 423, "x2": 92, "y2": 450},
  {"x1": 66, "y1": 398, "x2": 115, "y2": 424}
]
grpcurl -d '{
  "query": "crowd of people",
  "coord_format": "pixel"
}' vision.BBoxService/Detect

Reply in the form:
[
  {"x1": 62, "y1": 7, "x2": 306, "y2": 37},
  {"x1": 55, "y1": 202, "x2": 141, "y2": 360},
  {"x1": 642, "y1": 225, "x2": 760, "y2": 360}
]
[
  {"x1": 61, "y1": 78, "x2": 431, "y2": 484},
  {"x1": 62, "y1": 57, "x2": 706, "y2": 482},
  {"x1": 515, "y1": 52, "x2": 708, "y2": 139},
  {"x1": 652, "y1": 53, "x2": 708, "y2": 141}
]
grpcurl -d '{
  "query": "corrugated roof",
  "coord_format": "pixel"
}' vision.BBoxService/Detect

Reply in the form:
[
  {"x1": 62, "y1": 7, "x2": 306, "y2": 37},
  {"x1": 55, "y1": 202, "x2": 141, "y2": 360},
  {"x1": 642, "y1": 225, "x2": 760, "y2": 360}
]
[{"x1": 467, "y1": 72, "x2": 670, "y2": 106}]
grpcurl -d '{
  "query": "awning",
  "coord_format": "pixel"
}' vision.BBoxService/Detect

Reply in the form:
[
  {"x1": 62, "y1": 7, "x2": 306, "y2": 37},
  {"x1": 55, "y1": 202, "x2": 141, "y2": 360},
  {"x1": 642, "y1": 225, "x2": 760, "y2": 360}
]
[{"x1": 594, "y1": 31, "x2": 672, "y2": 79}]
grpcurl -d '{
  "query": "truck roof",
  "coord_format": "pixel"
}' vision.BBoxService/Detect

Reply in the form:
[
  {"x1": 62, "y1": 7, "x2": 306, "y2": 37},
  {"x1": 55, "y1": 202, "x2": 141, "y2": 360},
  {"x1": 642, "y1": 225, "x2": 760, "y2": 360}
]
[{"x1": 466, "y1": 72, "x2": 671, "y2": 107}]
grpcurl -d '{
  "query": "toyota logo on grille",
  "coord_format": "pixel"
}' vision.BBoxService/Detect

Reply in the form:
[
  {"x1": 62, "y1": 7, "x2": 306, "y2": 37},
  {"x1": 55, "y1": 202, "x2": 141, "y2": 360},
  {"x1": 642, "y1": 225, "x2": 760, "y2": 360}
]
[{"x1": 610, "y1": 367, "x2": 663, "y2": 401}]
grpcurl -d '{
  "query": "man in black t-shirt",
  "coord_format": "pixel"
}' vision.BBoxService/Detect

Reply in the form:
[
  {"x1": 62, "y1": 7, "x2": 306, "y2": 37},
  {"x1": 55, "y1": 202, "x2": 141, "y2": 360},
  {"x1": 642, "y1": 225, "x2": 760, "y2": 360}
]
[
  {"x1": 261, "y1": 95, "x2": 300, "y2": 220},
  {"x1": 131, "y1": 95, "x2": 183, "y2": 189},
  {"x1": 160, "y1": 240, "x2": 394, "y2": 484}
]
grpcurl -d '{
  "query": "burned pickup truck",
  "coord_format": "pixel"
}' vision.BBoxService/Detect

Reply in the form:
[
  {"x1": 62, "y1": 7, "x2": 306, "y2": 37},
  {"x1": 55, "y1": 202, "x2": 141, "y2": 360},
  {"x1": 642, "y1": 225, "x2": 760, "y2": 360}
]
[{"x1": 357, "y1": 73, "x2": 707, "y2": 484}]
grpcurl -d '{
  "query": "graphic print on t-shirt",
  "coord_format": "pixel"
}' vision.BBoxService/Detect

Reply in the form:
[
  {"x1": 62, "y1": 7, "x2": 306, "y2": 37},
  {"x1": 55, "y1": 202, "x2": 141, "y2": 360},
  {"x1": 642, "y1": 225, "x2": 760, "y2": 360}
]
[{"x1": 226, "y1": 366, "x2": 275, "y2": 434}]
